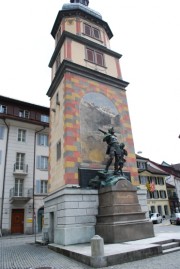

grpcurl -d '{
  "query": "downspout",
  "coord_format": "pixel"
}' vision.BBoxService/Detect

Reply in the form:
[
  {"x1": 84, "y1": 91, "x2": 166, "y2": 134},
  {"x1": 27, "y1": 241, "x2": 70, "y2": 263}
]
[
  {"x1": 32, "y1": 126, "x2": 46, "y2": 237},
  {"x1": 0, "y1": 119, "x2": 9, "y2": 234}
]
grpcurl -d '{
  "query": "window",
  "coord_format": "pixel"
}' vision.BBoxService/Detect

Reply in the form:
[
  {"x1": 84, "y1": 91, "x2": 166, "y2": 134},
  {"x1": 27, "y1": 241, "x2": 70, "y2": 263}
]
[
  {"x1": 0, "y1": 126, "x2": 4, "y2": 139},
  {"x1": 158, "y1": 205, "x2": 162, "y2": 215},
  {"x1": 15, "y1": 178, "x2": 23, "y2": 196},
  {"x1": 164, "y1": 205, "x2": 169, "y2": 215},
  {"x1": 36, "y1": 180, "x2": 48, "y2": 194},
  {"x1": 37, "y1": 156, "x2": 48, "y2": 170},
  {"x1": 150, "y1": 206, "x2": 155, "y2": 213},
  {"x1": 41, "y1": 180, "x2": 48, "y2": 193},
  {"x1": 157, "y1": 177, "x2": 164, "y2": 185},
  {"x1": 19, "y1": 110, "x2": 30, "y2": 118},
  {"x1": 18, "y1": 129, "x2": 26, "y2": 142},
  {"x1": 56, "y1": 93, "x2": 60, "y2": 105},
  {"x1": 56, "y1": 52, "x2": 61, "y2": 71},
  {"x1": 0, "y1": 105, "x2": 7, "y2": 114},
  {"x1": 57, "y1": 140, "x2": 61, "y2": 160},
  {"x1": 56, "y1": 27, "x2": 61, "y2": 44},
  {"x1": 86, "y1": 47, "x2": 104, "y2": 66},
  {"x1": 153, "y1": 190, "x2": 159, "y2": 199},
  {"x1": 37, "y1": 134, "x2": 48, "y2": 146},
  {"x1": 84, "y1": 23, "x2": 101, "y2": 40},
  {"x1": 41, "y1": 115, "x2": 49, "y2": 123},
  {"x1": 147, "y1": 191, "x2": 151, "y2": 199},
  {"x1": 137, "y1": 161, "x2": 147, "y2": 169},
  {"x1": 149, "y1": 176, "x2": 157, "y2": 184},
  {"x1": 15, "y1": 153, "x2": 25, "y2": 170},
  {"x1": 160, "y1": 190, "x2": 167, "y2": 199},
  {"x1": 139, "y1": 176, "x2": 148, "y2": 185}
]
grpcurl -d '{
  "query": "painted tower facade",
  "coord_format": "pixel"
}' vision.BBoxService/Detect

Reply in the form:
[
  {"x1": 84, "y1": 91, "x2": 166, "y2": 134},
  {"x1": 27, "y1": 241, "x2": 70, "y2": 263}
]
[
  {"x1": 44, "y1": 0, "x2": 139, "y2": 245},
  {"x1": 47, "y1": 1, "x2": 138, "y2": 192}
]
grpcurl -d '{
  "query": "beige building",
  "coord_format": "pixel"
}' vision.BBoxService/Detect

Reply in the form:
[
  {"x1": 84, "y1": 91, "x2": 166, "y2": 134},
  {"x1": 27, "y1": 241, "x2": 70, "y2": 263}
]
[
  {"x1": 0, "y1": 96, "x2": 49, "y2": 235},
  {"x1": 136, "y1": 155, "x2": 170, "y2": 217}
]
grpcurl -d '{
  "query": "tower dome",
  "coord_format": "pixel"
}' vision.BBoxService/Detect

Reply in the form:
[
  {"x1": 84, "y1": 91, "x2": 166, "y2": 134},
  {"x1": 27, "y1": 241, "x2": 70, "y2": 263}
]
[{"x1": 70, "y1": 0, "x2": 89, "y2": 6}]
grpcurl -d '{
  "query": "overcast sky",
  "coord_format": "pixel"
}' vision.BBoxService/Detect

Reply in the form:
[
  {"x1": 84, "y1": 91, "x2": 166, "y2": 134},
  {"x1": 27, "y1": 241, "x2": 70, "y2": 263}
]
[{"x1": 0, "y1": 0, "x2": 180, "y2": 165}]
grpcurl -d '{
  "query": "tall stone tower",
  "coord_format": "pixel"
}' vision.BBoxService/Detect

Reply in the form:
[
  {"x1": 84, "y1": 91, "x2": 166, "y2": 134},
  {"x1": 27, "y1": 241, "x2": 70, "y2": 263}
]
[{"x1": 44, "y1": 0, "x2": 139, "y2": 245}]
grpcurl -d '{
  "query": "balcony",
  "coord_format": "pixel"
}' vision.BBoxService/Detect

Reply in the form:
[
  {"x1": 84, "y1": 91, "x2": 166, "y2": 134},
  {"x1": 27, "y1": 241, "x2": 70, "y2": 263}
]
[
  {"x1": 9, "y1": 188, "x2": 33, "y2": 204},
  {"x1": 13, "y1": 163, "x2": 28, "y2": 175}
]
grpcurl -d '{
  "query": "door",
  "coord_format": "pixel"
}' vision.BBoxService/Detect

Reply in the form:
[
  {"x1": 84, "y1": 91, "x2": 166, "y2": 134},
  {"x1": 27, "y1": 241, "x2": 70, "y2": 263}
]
[
  {"x1": 16, "y1": 153, "x2": 25, "y2": 170},
  {"x1": 11, "y1": 209, "x2": 24, "y2": 234}
]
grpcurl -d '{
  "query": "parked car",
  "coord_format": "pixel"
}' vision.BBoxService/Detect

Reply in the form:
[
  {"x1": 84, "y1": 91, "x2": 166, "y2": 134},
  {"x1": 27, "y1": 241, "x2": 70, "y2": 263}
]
[
  {"x1": 170, "y1": 213, "x2": 180, "y2": 225},
  {"x1": 150, "y1": 213, "x2": 162, "y2": 224}
]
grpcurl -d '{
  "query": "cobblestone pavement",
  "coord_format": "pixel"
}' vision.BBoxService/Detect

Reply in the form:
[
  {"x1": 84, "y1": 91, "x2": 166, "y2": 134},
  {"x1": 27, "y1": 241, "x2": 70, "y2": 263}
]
[{"x1": 1, "y1": 234, "x2": 180, "y2": 269}]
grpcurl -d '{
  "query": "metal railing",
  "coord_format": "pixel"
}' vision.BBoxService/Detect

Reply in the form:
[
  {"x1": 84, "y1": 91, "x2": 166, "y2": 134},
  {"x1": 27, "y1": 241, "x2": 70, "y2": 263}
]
[
  {"x1": 9, "y1": 188, "x2": 33, "y2": 198},
  {"x1": 13, "y1": 163, "x2": 28, "y2": 174}
]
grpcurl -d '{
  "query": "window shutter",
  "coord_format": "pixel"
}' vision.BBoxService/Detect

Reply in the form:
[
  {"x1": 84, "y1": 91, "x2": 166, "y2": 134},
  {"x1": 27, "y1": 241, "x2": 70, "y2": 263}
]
[
  {"x1": 37, "y1": 134, "x2": 41, "y2": 145},
  {"x1": 86, "y1": 48, "x2": 94, "y2": 62},
  {"x1": 0, "y1": 150, "x2": 2, "y2": 164},
  {"x1": 37, "y1": 156, "x2": 41, "y2": 169},
  {"x1": 0, "y1": 127, "x2": 4, "y2": 139},
  {"x1": 93, "y1": 28, "x2": 100, "y2": 39},
  {"x1": 45, "y1": 135, "x2": 48, "y2": 146},
  {"x1": 36, "y1": 180, "x2": 41, "y2": 194},
  {"x1": 84, "y1": 24, "x2": 91, "y2": 36},
  {"x1": 96, "y1": 52, "x2": 104, "y2": 66}
]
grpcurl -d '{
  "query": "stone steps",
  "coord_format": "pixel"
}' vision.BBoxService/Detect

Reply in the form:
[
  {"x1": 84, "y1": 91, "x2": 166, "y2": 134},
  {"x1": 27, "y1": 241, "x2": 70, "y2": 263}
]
[{"x1": 162, "y1": 240, "x2": 180, "y2": 254}]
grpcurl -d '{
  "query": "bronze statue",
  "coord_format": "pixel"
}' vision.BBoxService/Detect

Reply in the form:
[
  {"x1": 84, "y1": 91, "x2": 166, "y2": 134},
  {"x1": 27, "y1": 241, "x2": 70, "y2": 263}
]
[
  {"x1": 88, "y1": 127, "x2": 128, "y2": 189},
  {"x1": 99, "y1": 127, "x2": 127, "y2": 175}
]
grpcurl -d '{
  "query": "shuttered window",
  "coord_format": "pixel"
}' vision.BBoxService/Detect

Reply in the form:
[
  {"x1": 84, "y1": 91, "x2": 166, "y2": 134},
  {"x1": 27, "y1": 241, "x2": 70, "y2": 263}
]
[
  {"x1": 37, "y1": 156, "x2": 48, "y2": 170},
  {"x1": 86, "y1": 48, "x2": 104, "y2": 66},
  {"x1": 84, "y1": 23, "x2": 101, "y2": 40}
]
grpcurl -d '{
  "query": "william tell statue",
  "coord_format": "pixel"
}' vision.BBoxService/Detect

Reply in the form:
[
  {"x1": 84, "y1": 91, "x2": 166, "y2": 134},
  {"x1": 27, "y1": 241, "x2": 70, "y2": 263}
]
[{"x1": 88, "y1": 127, "x2": 128, "y2": 189}]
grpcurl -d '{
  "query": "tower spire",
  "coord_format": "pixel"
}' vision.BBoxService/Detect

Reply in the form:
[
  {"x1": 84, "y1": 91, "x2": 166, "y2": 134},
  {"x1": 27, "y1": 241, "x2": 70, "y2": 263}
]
[{"x1": 70, "y1": 0, "x2": 89, "y2": 6}]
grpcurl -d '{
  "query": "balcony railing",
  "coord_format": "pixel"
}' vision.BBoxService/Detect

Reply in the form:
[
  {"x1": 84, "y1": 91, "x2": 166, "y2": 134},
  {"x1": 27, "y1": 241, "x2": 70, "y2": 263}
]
[
  {"x1": 9, "y1": 188, "x2": 33, "y2": 203},
  {"x1": 13, "y1": 163, "x2": 28, "y2": 175}
]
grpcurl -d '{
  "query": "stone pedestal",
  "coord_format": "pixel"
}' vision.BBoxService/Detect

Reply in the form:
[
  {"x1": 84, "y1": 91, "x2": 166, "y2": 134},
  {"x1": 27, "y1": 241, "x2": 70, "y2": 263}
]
[
  {"x1": 42, "y1": 186, "x2": 98, "y2": 245},
  {"x1": 95, "y1": 178, "x2": 154, "y2": 243}
]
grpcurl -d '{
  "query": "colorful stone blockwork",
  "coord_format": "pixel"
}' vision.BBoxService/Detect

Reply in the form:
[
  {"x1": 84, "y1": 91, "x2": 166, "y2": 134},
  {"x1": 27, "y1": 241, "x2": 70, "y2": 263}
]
[{"x1": 63, "y1": 72, "x2": 139, "y2": 185}]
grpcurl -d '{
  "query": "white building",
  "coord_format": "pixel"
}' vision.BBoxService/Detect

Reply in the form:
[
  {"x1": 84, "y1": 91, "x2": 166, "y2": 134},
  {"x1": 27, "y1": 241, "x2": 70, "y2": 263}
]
[{"x1": 0, "y1": 95, "x2": 49, "y2": 235}]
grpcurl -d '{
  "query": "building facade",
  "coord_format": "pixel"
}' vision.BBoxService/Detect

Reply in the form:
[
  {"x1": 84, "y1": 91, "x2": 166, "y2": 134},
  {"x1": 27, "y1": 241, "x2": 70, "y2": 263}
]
[
  {"x1": 136, "y1": 155, "x2": 171, "y2": 217},
  {"x1": 0, "y1": 96, "x2": 49, "y2": 235}
]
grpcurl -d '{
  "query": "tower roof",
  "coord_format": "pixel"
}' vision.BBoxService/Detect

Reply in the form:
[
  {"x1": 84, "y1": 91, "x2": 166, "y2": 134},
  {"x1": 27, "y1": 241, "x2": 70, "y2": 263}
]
[
  {"x1": 62, "y1": 2, "x2": 102, "y2": 20},
  {"x1": 51, "y1": 3, "x2": 113, "y2": 39},
  {"x1": 70, "y1": 0, "x2": 89, "y2": 6}
]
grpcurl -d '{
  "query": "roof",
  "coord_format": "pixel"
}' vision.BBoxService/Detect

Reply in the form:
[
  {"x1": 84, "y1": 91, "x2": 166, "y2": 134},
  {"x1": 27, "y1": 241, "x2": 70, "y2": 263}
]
[
  {"x1": 51, "y1": 5, "x2": 113, "y2": 39},
  {"x1": 149, "y1": 160, "x2": 180, "y2": 178},
  {"x1": 0, "y1": 95, "x2": 49, "y2": 111}
]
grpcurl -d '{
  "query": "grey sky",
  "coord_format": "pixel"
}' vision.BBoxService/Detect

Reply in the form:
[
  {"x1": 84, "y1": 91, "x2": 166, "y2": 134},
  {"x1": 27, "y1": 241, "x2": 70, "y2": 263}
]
[{"x1": 0, "y1": 0, "x2": 180, "y2": 164}]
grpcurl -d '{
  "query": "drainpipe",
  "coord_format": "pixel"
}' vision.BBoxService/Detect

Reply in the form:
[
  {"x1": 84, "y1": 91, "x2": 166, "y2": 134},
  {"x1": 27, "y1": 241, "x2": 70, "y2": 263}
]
[
  {"x1": 0, "y1": 119, "x2": 9, "y2": 234},
  {"x1": 32, "y1": 126, "x2": 46, "y2": 240}
]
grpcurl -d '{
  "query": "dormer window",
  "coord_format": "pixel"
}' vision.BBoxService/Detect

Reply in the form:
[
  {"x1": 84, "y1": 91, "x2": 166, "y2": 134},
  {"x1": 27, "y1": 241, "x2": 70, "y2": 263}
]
[
  {"x1": 19, "y1": 110, "x2": 30, "y2": 119},
  {"x1": 0, "y1": 105, "x2": 7, "y2": 114},
  {"x1": 84, "y1": 23, "x2": 101, "y2": 40},
  {"x1": 41, "y1": 115, "x2": 49, "y2": 123},
  {"x1": 137, "y1": 161, "x2": 147, "y2": 170}
]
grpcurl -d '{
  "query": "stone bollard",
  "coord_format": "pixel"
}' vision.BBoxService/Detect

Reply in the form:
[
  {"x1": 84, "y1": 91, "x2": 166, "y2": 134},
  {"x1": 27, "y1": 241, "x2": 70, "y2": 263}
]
[{"x1": 90, "y1": 235, "x2": 107, "y2": 268}]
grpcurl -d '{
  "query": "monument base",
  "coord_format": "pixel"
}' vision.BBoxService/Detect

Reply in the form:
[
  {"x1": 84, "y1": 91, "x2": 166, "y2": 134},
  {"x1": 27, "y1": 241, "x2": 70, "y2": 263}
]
[
  {"x1": 95, "y1": 178, "x2": 154, "y2": 243},
  {"x1": 42, "y1": 186, "x2": 98, "y2": 245}
]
